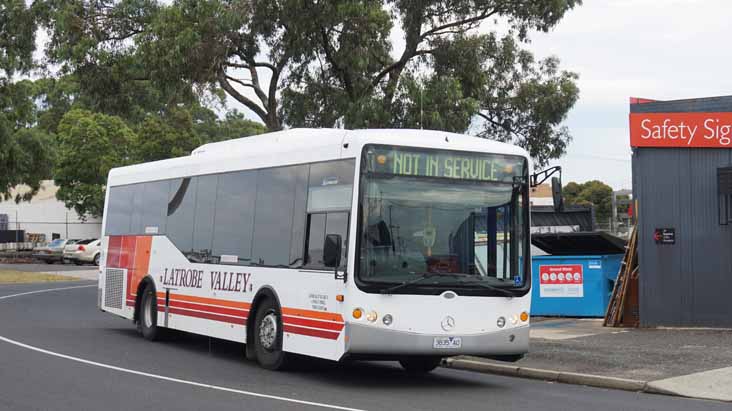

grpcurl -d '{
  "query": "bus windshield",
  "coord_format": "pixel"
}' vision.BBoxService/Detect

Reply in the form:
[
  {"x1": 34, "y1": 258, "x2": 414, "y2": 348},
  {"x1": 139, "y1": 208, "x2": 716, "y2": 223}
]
[{"x1": 357, "y1": 145, "x2": 528, "y2": 294}]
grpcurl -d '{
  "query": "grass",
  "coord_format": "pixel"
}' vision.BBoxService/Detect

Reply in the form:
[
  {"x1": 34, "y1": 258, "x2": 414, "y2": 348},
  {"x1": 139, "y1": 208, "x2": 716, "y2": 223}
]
[{"x1": 0, "y1": 270, "x2": 80, "y2": 284}]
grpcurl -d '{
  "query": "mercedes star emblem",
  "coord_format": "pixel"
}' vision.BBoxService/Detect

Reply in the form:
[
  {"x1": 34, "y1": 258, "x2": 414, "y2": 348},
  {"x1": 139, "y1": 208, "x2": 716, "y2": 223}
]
[{"x1": 441, "y1": 315, "x2": 455, "y2": 331}]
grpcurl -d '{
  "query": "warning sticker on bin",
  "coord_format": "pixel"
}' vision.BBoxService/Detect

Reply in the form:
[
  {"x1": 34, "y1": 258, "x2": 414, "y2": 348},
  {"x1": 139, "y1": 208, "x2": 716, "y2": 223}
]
[{"x1": 539, "y1": 264, "x2": 583, "y2": 298}]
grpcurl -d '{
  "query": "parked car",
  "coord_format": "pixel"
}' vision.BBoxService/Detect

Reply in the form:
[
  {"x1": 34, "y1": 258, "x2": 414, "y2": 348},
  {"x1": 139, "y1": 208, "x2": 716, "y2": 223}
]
[
  {"x1": 63, "y1": 239, "x2": 101, "y2": 266},
  {"x1": 33, "y1": 239, "x2": 79, "y2": 263}
]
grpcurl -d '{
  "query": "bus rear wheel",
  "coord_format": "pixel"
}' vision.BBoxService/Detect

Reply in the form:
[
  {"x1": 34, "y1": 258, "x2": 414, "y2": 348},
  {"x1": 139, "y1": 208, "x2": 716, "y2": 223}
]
[
  {"x1": 138, "y1": 283, "x2": 162, "y2": 341},
  {"x1": 399, "y1": 356, "x2": 442, "y2": 374},
  {"x1": 253, "y1": 298, "x2": 290, "y2": 370}
]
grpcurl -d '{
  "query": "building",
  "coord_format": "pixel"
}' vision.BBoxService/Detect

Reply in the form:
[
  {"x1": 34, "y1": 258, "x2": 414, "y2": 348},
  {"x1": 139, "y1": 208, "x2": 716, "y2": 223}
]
[
  {"x1": 0, "y1": 180, "x2": 101, "y2": 243},
  {"x1": 630, "y1": 95, "x2": 732, "y2": 327},
  {"x1": 530, "y1": 183, "x2": 555, "y2": 206}
]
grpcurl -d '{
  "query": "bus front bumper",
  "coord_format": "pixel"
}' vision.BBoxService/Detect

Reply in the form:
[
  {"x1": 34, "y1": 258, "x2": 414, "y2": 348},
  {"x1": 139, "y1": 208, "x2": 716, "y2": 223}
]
[{"x1": 345, "y1": 323, "x2": 529, "y2": 356}]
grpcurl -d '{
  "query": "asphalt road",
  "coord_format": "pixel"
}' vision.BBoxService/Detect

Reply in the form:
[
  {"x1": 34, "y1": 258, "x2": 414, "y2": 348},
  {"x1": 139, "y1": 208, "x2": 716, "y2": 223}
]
[
  {"x1": 0, "y1": 262, "x2": 98, "y2": 272},
  {"x1": 0, "y1": 282, "x2": 727, "y2": 411}
]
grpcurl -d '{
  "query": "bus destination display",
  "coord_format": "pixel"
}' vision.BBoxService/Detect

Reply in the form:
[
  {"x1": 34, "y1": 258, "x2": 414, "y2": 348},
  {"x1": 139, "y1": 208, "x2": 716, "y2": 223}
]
[{"x1": 365, "y1": 146, "x2": 524, "y2": 182}]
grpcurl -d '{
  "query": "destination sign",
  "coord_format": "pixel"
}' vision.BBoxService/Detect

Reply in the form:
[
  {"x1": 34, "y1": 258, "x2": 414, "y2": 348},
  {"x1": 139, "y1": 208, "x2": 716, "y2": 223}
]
[{"x1": 364, "y1": 146, "x2": 524, "y2": 182}]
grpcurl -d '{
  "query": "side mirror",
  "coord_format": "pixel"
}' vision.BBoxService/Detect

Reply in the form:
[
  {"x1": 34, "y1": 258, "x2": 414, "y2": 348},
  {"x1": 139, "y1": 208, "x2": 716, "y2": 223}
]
[
  {"x1": 551, "y1": 176, "x2": 564, "y2": 212},
  {"x1": 323, "y1": 234, "x2": 342, "y2": 268}
]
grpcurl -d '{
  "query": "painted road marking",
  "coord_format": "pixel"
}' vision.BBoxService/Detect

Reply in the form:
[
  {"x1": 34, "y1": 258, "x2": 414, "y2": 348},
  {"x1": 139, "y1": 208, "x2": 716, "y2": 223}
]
[
  {"x1": 0, "y1": 285, "x2": 365, "y2": 411},
  {"x1": 0, "y1": 284, "x2": 96, "y2": 300}
]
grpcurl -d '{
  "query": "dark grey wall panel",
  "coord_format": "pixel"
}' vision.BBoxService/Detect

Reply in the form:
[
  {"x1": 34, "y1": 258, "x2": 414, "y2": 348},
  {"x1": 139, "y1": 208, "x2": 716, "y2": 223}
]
[
  {"x1": 631, "y1": 96, "x2": 732, "y2": 113},
  {"x1": 635, "y1": 149, "x2": 685, "y2": 325},
  {"x1": 632, "y1": 95, "x2": 732, "y2": 327},
  {"x1": 688, "y1": 149, "x2": 732, "y2": 326},
  {"x1": 633, "y1": 146, "x2": 732, "y2": 327}
]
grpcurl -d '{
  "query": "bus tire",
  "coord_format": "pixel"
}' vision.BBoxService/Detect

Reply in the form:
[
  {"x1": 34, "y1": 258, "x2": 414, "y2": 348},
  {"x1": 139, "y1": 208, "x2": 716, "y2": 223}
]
[
  {"x1": 253, "y1": 298, "x2": 290, "y2": 370},
  {"x1": 138, "y1": 283, "x2": 162, "y2": 341},
  {"x1": 399, "y1": 356, "x2": 442, "y2": 374}
]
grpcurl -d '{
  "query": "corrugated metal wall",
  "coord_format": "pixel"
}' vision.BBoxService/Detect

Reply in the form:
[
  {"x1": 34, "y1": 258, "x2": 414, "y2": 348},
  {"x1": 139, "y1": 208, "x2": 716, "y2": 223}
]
[{"x1": 631, "y1": 97, "x2": 732, "y2": 327}]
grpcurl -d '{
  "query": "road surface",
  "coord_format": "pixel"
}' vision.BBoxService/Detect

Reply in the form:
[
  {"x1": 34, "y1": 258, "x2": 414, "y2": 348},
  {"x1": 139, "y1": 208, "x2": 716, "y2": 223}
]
[{"x1": 0, "y1": 282, "x2": 726, "y2": 411}]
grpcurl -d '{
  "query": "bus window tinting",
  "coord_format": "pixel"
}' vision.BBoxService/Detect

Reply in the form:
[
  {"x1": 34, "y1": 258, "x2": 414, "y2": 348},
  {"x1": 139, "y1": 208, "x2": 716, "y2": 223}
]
[
  {"x1": 305, "y1": 213, "x2": 326, "y2": 267},
  {"x1": 142, "y1": 180, "x2": 169, "y2": 234},
  {"x1": 130, "y1": 184, "x2": 144, "y2": 234},
  {"x1": 166, "y1": 177, "x2": 196, "y2": 254},
  {"x1": 212, "y1": 170, "x2": 257, "y2": 264},
  {"x1": 309, "y1": 160, "x2": 355, "y2": 187},
  {"x1": 103, "y1": 159, "x2": 356, "y2": 268},
  {"x1": 105, "y1": 185, "x2": 134, "y2": 235},
  {"x1": 289, "y1": 169, "x2": 309, "y2": 266},
  {"x1": 325, "y1": 212, "x2": 349, "y2": 269},
  {"x1": 251, "y1": 166, "x2": 299, "y2": 266},
  {"x1": 192, "y1": 174, "x2": 218, "y2": 262}
]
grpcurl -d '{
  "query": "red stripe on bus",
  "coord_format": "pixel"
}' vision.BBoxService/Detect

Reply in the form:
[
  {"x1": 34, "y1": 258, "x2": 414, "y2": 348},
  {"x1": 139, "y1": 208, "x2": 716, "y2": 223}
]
[
  {"x1": 167, "y1": 299, "x2": 249, "y2": 318},
  {"x1": 160, "y1": 306, "x2": 247, "y2": 325},
  {"x1": 283, "y1": 324, "x2": 340, "y2": 340},
  {"x1": 157, "y1": 292, "x2": 251, "y2": 310},
  {"x1": 283, "y1": 316, "x2": 344, "y2": 331}
]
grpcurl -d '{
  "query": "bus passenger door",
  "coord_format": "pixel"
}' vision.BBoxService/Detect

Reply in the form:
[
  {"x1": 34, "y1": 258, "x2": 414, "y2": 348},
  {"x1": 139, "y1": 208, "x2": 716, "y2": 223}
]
[{"x1": 281, "y1": 211, "x2": 349, "y2": 361}]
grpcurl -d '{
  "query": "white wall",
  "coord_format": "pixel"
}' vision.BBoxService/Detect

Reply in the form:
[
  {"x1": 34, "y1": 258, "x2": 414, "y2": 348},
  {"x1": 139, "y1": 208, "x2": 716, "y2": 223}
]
[{"x1": 0, "y1": 181, "x2": 101, "y2": 242}]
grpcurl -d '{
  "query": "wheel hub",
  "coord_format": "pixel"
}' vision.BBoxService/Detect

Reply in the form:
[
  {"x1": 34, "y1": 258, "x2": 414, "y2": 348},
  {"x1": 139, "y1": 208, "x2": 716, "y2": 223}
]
[
  {"x1": 143, "y1": 295, "x2": 153, "y2": 328},
  {"x1": 259, "y1": 313, "x2": 278, "y2": 350}
]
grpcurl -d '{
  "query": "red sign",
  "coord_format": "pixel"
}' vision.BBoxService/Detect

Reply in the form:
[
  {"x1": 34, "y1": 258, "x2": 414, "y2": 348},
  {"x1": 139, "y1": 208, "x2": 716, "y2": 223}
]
[
  {"x1": 629, "y1": 112, "x2": 732, "y2": 148},
  {"x1": 539, "y1": 264, "x2": 583, "y2": 285},
  {"x1": 539, "y1": 264, "x2": 583, "y2": 298}
]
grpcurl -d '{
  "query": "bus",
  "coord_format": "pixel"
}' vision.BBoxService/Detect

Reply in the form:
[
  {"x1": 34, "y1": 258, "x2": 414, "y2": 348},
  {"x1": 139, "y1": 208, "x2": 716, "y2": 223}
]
[{"x1": 98, "y1": 128, "x2": 533, "y2": 373}]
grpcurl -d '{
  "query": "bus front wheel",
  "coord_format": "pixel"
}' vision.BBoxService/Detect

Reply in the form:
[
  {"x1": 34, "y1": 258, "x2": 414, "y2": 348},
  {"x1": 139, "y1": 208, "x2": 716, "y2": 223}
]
[
  {"x1": 138, "y1": 283, "x2": 162, "y2": 341},
  {"x1": 253, "y1": 298, "x2": 290, "y2": 370},
  {"x1": 399, "y1": 357, "x2": 442, "y2": 374}
]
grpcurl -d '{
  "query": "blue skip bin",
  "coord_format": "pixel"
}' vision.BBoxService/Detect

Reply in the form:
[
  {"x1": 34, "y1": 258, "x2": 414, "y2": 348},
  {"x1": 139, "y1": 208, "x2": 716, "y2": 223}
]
[{"x1": 530, "y1": 233, "x2": 625, "y2": 317}]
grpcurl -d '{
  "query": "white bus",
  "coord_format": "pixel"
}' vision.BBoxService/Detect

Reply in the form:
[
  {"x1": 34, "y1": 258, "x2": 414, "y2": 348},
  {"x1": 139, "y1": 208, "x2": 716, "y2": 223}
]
[{"x1": 98, "y1": 128, "x2": 533, "y2": 373}]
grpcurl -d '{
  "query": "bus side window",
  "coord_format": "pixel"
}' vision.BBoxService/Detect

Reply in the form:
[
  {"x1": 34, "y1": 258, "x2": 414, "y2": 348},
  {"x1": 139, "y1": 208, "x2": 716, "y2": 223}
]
[
  {"x1": 305, "y1": 212, "x2": 348, "y2": 269},
  {"x1": 326, "y1": 212, "x2": 349, "y2": 269},
  {"x1": 305, "y1": 214, "x2": 327, "y2": 267}
]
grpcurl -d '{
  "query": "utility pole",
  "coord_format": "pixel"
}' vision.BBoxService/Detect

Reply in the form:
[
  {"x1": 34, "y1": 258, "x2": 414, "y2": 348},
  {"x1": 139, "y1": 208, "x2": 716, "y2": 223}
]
[
  {"x1": 611, "y1": 191, "x2": 618, "y2": 233},
  {"x1": 15, "y1": 210, "x2": 19, "y2": 259},
  {"x1": 419, "y1": 84, "x2": 423, "y2": 130}
]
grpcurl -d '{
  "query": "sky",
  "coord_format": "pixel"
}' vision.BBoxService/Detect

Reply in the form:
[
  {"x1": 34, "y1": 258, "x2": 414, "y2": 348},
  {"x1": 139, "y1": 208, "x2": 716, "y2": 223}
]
[
  {"x1": 228, "y1": 0, "x2": 732, "y2": 190},
  {"x1": 521, "y1": 0, "x2": 732, "y2": 189}
]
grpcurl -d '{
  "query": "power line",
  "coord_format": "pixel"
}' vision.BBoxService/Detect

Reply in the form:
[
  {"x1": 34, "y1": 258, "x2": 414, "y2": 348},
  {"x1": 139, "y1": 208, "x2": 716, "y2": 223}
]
[
  {"x1": 562, "y1": 153, "x2": 631, "y2": 163},
  {"x1": 5, "y1": 221, "x2": 101, "y2": 225}
]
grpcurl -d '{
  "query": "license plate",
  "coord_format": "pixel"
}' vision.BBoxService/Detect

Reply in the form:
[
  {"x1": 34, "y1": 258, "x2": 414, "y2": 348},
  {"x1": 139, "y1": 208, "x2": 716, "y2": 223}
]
[{"x1": 433, "y1": 336, "x2": 462, "y2": 349}]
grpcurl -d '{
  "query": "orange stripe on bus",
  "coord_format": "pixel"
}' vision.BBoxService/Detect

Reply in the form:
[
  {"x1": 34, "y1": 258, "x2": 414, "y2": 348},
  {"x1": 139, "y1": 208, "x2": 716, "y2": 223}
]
[
  {"x1": 282, "y1": 307, "x2": 343, "y2": 323},
  {"x1": 153, "y1": 292, "x2": 343, "y2": 323},
  {"x1": 134, "y1": 236, "x2": 152, "y2": 274}
]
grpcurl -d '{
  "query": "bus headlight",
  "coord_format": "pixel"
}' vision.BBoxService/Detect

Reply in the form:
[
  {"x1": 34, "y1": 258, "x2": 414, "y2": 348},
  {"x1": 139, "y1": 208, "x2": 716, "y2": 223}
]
[
  {"x1": 497, "y1": 316, "x2": 506, "y2": 328},
  {"x1": 366, "y1": 310, "x2": 378, "y2": 322},
  {"x1": 520, "y1": 311, "x2": 529, "y2": 322},
  {"x1": 382, "y1": 314, "x2": 393, "y2": 326},
  {"x1": 352, "y1": 308, "x2": 363, "y2": 319},
  {"x1": 511, "y1": 315, "x2": 519, "y2": 325}
]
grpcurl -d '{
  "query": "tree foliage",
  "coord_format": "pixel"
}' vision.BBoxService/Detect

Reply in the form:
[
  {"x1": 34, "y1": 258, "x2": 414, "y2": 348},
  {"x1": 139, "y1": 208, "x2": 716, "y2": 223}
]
[
  {"x1": 0, "y1": 1, "x2": 56, "y2": 201},
  {"x1": 563, "y1": 180, "x2": 614, "y2": 225},
  {"x1": 54, "y1": 109, "x2": 137, "y2": 218},
  {"x1": 0, "y1": 0, "x2": 37, "y2": 81},
  {"x1": 52, "y1": 106, "x2": 264, "y2": 217},
  {"x1": 4, "y1": 0, "x2": 582, "y2": 214},
  {"x1": 133, "y1": 0, "x2": 580, "y2": 165}
]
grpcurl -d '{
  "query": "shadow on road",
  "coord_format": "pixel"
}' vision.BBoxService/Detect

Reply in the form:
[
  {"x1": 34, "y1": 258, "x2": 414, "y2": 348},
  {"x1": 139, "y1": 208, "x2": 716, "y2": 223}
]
[{"x1": 106, "y1": 325, "x2": 490, "y2": 389}]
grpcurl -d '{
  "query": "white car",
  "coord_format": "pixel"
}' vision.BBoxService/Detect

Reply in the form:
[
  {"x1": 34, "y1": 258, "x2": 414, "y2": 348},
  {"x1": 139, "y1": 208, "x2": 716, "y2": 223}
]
[{"x1": 63, "y1": 239, "x2": 102, "y2": 266}]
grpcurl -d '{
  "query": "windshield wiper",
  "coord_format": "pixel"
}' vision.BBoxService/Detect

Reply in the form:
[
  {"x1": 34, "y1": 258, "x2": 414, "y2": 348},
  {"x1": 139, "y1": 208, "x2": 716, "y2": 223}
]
[
  {"x1": 454, "y1": 279, "x2": 516, "y2": 297},
  {"x1": 378, "y1": 272, "x2": 471, "y2": 294}
]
